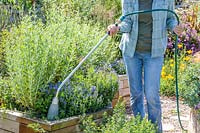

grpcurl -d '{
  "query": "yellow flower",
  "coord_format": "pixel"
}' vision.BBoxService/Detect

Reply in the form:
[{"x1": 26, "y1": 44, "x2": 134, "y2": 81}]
[
  {"x1": 169, "y1": 59, "x2": 174, "y2": 63},
  {"x1": 161, "y1": 71, "x2": 166, "y2": 78},
  {"x1": 183, "y1": 56, "x2": 190, "y2": 61},
  {"x1": 179, "y1": 63, "x2": 185, "y2": 71},
  {"x1": 162, "y1": 66, "x2": 166, "y2": 71},
  {"x1": 178, "y1": 44, "x2": 183, "y2": 49},
  {"x1": 186, "y1": 50, "x2": 192, "y2": 54},
  {"x1": 166, "y1": 74, "x2": 174, "y2": 80},
  {"x1": 170, "y1": 64, "x2": 174, "y2": 67}
]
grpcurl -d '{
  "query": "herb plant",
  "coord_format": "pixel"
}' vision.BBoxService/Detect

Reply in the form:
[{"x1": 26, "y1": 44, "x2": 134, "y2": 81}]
[
  {"x1": 81, "y1": 101, "x2": 157, "y2": 133},
  {"x1": 0, "y1": 3, "x2": 118, "y2": 119},
  {"x1": 180, "y1": 62, "x2": 200, "y2": 109}
]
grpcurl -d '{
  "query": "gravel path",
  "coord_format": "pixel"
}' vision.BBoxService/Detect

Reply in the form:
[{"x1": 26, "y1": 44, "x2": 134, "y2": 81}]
[
  {"x1": 161, "y1": 96, "x2": 190, "y2": 133},
  {"x1": 126, "y1": 96, "x2": 190, "y2": 133}
]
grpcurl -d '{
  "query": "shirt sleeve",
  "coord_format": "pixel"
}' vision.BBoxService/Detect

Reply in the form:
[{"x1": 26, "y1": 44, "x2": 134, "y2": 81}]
[
  {"x1": 119, "y1": 0, "x2": 133, "y2": 33},
  {"x1": 166, "y1": 0, "x2": 178, "y2": 32}
]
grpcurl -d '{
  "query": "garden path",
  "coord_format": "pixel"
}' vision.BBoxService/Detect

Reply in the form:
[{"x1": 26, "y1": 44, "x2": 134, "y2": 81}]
[{"x1": 126, "y1": 96, "x2": 190, "y2": 133}]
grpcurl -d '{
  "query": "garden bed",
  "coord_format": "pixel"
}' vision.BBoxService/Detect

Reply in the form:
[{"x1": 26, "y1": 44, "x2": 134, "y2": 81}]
[{"x1": 0, "y1": 107, "x2": 112, "y2": 133}]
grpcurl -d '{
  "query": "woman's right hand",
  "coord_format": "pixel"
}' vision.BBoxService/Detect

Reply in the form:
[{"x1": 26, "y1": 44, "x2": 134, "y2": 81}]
[{"x1": 107, "y1": 24, "x2": 119, "y2": 36}]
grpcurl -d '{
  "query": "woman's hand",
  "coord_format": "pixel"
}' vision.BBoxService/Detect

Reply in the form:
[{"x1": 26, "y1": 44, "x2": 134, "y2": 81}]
[
  {"x1": 107, "y1": 24, "x2": 120, "y2": 36},
  {"x1": 173, "y1": 25, "x2": 184, "y2": 36}
]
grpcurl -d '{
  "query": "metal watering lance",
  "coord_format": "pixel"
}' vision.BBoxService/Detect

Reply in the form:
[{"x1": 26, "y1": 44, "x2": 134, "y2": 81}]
[{"x1": 47, "y1": 8, "x2": 186, "y2": 131}]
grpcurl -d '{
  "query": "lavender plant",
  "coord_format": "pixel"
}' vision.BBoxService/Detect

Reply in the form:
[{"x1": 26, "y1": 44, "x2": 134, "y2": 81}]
[{"x1": 1, "y1": 3, "x2": 118, "y2": 119}]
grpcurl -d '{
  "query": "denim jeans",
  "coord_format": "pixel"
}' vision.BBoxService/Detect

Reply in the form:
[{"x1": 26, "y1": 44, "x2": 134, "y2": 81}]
[{"x1": 123, "y1": 52, "x2": 163, "y2": 132}]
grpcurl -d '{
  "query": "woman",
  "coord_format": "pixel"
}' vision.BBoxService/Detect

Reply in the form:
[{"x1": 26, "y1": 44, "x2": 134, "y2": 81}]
[{"x1": 107, "y1": 0, "x2": 183, "y2": 132}]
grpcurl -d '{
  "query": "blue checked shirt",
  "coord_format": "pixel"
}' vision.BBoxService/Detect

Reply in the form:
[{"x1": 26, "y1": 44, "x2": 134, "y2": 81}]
[{"x1": 119, "y1": 0, "x2": 178, "y2": 57}]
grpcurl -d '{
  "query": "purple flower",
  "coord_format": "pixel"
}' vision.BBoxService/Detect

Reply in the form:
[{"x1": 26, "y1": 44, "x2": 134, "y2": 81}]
[
  {"x1": 178, "y1": 38, "x2": 182, "y2": 43},
  {"x1": 194, "y1": 102, "x2": 200, "y2": 110},
  {"x1": 185, "y1": 34, "x2": 190, "y2": 41},
  {"x1": 167, "y1": 42, "x2": 173, "y2": 49},
  {"x1": 48, "y1": 83, "x2": 54, "y2": 90},
  {"x1": 185, "y1": 43, "x2": 190, "y2": 50},
  {"x1": 91, "y1": 86, "x2": 96, "y2": 93},
  {"x1": 54, "y1": 82, "x2": 62, "y2": 90},
  {"x1": 168, "y1": 37, "x2": 172, "y2": 42},
  {"x1": 60, "y1": 97, "x2": 67, "y2": 105}
]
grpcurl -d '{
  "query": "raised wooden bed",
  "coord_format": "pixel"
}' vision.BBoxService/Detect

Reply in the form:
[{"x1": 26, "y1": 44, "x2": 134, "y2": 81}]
[
  {"x1": 112, "y1": 75, "x2": 130, "y2": 107},
  {"x1": 0, "y1": 107, "x2": 112, "y2": 133},
  {"x1": 188, "y1": 108, "x2": 200, "y2": 133}
]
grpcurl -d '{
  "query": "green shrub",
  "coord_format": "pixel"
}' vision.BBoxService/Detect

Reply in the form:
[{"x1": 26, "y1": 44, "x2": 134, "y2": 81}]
[
  {"x1": 160, "y1": 48, "x2": 192, "y2": 96},
  {"x1": 81, "y1": 101, "x2": 157, "y2": 133},
  {"x1": 1, "y1": 4, "x2": 118, "y2": 119},
  {"x1": 179, "y1": 62, "x2": 200, "y2": 108}
]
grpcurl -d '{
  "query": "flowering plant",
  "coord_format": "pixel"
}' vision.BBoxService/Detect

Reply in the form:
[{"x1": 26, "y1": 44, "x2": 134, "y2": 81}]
[
  {"x1": 160, "y1": 51, "x2": 191, "y2": 96},
  {"x1": 0, "y1": 4, "x2": 118, "y2": 120},
  {"x1": 161, "y1": 5, "x2": 200, "y2": 96},
  {"x1": 179, "y1": 62, "x2": 200, "y2": 112}
]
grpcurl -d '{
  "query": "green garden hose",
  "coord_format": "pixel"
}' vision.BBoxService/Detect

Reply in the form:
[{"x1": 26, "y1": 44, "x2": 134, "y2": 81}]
[{"x1": 48, "y1": 9, "x2": 186, "y2": 131}]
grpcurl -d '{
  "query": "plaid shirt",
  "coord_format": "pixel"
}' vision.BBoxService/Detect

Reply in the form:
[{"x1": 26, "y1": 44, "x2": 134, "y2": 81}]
[{"x1": 119, "y1": 0, "x2": 177, "y2": 57}]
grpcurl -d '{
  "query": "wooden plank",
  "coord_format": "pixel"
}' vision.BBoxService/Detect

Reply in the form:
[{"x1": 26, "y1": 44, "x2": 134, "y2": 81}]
[
  {"x1": 0, "y1": 118, "x2": 19, "y2": 133},
  {"x1": 0, "y1": 110, "x2": 21, "y2": 121},
  {"x1": 90, "y1": 107, "x2": 112, "y2": 120},
  {"x1": 51, "y1": 125, "x2": 80, "y2": 133},
  {"x1": 123, "y1": 79, "x2": 129, "y2": 89},
  {"x1": 16, "y1": 117, "x2": 53, "y2": 131},
  {"x1": 119, "y1": 88, "x2": 130, "y2": 97},
  {"x1": 123, "y1": 96, "x2": 130, "y2": 105},
  {"x1": 19, "y1": 123, "x2": 37, "y2": 133},
  {"x1": 118, "y1": 75, "x2": 128, "y2": 80},
  {"x1": 50, "y1": 107, "x2": 112, "y2": 131},
  {"x1": 50, "y1": 117, "x2": 79, "y2": 131},
  {"x1": 112, "y1": 99, "x2": 118, "y2": 108},
  {"x1": 118, "y1": 80, "x2": 124, "y2": 89},
  {"x1": 0, "y1": 107, "x2": 113, "y2": 132},
  {"x1": 0, "y1": 128, "x2": 14, "y2": 133},
  {"x1": 113, "y1": 91, "x2": 119, "y2": 99}
]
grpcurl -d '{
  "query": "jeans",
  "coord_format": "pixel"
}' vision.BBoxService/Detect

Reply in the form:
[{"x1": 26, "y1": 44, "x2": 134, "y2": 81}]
[{"x1": 123, "y1": 52, "x2": 163, "y2": 132}]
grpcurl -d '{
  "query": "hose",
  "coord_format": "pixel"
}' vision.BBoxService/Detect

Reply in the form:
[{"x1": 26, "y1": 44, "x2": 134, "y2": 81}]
[{"x1": 118, "y1": 9, "x2": 186, "y2": 131}]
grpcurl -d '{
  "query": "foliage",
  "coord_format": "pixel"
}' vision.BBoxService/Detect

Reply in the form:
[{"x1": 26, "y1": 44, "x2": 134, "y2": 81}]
[
  {"x1": 81, "y1": 101, "x2": 157, "y2": 133},
  {"x1": 160, "y1": 50, "x2": 191, "y2": 96},
  {"x1": 0, "y1": 77, "x2": 14, "y2": 109},
  {"x1": 0, "y1": 4, "x2": 118, "y2": 119},
  {"x1": 161, "y1": 4, "x2": 200, "y2": 96},
  {"x1": 168, "y1": 4, "x2": 200, "y2": 58},
  {"x1": 179, "y1": 62, "x2": 200, "y2": 109},
  {"x1": 27, "y1": 123, "x2": 46, "y2": 133},
  {"x1": 110, "y1": 59, "x2": 126, "y2": 75},
  {"x1": 0, "y1": 0, "x2": 42, "y2": 10},
  {"x1": 64, "y1": 0, "x2": 121, "y2": 27}
]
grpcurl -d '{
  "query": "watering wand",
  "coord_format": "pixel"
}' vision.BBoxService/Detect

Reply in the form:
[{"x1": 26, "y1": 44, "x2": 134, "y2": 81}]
[{"x1": 47, "y1": 9, "x2": 186, "y2": 131}]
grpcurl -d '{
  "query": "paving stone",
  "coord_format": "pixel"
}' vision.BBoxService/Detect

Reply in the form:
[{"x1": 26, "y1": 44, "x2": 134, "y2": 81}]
[
  {"x1": 163, "y1": 123, "x2": 175, "y2": 131},
  {"x1": 170, "y1": 116, "x2": 189, "y2": 121}
]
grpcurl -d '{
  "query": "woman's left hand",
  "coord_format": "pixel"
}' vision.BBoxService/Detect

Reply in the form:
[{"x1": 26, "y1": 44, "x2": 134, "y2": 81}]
[{"x1": 173, "y1": 25, "x2": 184, "y2": 36}]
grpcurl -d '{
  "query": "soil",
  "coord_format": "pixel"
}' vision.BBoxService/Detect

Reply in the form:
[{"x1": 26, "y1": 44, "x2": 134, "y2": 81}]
[{"x1": 126, "y1": 96, "x2": 190, "y2": 133}]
